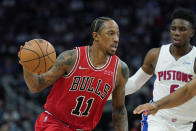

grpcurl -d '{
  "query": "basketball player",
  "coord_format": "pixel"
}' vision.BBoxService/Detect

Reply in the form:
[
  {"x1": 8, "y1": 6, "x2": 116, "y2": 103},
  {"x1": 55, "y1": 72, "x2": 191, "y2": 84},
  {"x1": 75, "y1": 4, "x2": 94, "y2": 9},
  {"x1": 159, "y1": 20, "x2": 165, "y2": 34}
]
[
  {"x1": 110, "y1": 8, "x2": 196, "y2": 131},
  {"x1": 18, "y1": 17, "x2": 129, "y2": 131}
]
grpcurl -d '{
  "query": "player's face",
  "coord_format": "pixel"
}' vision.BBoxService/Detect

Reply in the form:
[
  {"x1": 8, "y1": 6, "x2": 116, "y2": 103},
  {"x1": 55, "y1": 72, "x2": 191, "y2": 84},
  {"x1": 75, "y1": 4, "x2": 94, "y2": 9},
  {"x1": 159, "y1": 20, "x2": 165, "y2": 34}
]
[
  {"x1": 96, "y1": 20, "x2": 119, "y2": 56},
  {"x1": 170, "y1": 18, "x2": 195, "y2": 47}
]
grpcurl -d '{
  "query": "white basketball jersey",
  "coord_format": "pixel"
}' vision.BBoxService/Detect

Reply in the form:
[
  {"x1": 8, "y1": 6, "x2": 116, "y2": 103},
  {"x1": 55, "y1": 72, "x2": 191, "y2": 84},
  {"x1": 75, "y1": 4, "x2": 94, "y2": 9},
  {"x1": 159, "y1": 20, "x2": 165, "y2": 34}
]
[{"x1": 154, "y1": 43, "x2": 196, "y2": 122}]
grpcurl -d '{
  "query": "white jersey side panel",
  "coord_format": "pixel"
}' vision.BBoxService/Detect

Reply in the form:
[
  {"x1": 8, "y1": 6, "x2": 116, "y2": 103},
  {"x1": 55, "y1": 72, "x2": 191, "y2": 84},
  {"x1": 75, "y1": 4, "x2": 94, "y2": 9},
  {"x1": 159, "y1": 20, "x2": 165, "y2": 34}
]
[{"x1": 154, "y1": 43, "x2": 196, "y2": 122}]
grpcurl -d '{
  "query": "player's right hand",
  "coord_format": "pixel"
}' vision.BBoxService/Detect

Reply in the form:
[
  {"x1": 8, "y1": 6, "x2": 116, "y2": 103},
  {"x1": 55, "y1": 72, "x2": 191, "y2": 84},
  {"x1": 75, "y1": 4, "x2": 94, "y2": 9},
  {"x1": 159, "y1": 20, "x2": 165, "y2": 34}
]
[
  {"x1": 133, "y1": 103, "x2": 158, "y2": 115},
  {"x1": 18, "y1": 45, "x2": 24, "y2": 65}
]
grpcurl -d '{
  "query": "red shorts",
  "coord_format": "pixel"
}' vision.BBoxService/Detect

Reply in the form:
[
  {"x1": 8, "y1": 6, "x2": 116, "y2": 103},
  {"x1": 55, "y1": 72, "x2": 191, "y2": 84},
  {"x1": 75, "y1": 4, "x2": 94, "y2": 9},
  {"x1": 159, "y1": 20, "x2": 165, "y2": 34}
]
[{"x1": 35, "y1": 112, "x2": 85, "y2": 131}]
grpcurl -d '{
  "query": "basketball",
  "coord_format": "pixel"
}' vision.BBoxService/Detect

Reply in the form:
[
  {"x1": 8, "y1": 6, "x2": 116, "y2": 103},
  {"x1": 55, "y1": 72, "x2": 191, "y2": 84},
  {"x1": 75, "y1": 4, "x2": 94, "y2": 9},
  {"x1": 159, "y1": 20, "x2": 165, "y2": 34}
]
[{"x1": 19, "y1": 39, "x2": 56, "y2": 74}]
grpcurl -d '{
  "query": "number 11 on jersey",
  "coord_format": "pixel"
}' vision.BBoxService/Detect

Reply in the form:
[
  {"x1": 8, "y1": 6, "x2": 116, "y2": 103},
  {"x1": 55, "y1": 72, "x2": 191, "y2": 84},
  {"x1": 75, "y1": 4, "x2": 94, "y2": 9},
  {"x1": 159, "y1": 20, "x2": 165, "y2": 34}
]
[{"x1": 71, "y1": 96, "x2": 94, "y2": 116}]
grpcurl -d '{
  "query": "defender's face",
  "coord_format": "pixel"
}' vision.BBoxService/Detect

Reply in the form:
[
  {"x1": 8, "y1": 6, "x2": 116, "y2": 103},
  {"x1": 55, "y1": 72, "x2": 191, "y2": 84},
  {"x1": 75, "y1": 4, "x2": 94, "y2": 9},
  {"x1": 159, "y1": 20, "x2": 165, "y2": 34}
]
[
  {"x1": 170, "y1": 18, "x2": 194, "y2": 47},
  {"x1": 95, "y1": 20, "x2": 119, "y2": 56}
]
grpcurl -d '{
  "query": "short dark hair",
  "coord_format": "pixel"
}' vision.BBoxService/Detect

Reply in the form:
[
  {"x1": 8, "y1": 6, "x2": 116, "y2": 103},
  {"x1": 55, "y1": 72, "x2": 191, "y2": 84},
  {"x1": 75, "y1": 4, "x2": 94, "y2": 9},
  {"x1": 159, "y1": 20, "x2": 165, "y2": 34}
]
[
  {"x1": 90, "y1": 17, "x2": 113, "y2": 33},
  {"x1": 171, "y1": 8, "x2": 195, "y2": 28},
  {"x1": 88, "y1": 17, "x2": 113, "y2": 45}
]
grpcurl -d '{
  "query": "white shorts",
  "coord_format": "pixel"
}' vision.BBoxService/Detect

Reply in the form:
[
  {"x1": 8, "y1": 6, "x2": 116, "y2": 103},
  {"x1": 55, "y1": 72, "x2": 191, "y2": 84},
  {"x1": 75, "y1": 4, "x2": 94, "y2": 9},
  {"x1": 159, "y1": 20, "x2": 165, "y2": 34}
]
[{"x1": 141, "y1": 113, "x2": 193, "y2": 131}]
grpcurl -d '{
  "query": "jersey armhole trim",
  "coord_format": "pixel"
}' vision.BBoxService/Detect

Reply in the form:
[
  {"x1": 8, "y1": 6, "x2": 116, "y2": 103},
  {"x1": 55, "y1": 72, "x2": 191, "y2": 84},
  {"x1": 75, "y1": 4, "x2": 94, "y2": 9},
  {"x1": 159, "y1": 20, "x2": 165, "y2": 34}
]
[
  {"x1": 112, "y1": 57, "x2": 119, "y2": 91},
  {"x1": 63, "y1": 47, "x2": 80, "y2": 78},
  {"x1": 154, "y1": 45, "x2": 165, "y2": 74}
]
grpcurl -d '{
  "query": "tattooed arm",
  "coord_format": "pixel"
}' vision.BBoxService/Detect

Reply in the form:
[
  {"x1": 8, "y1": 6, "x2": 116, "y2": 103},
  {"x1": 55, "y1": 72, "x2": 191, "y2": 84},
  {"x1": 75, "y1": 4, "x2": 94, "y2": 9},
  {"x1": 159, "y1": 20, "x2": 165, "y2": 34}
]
[
  {"x1": 112, "y1": 60, "x2": 129, "y2": 131},
  {"x1": 22, "y1": 49, "x2": 77, "y2": 93}
]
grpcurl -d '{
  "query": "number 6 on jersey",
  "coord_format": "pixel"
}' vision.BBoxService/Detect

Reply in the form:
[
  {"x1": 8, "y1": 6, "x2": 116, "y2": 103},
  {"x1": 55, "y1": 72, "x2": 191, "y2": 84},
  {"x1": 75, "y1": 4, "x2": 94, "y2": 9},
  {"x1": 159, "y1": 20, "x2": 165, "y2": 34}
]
[{"x1": 170, "y1": 84, "x2": 179, "y2": 93}]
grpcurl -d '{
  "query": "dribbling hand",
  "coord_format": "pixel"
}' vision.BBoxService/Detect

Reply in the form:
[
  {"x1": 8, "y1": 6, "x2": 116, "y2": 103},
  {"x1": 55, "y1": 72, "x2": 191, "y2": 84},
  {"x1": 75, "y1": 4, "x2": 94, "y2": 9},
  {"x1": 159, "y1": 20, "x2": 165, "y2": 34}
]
[
  {"x1": 18, "y1": 45, "x2": 24, "y2": 65},
  {"x1": 133, "y1": 103, "x2": 158, "y2": 116}
]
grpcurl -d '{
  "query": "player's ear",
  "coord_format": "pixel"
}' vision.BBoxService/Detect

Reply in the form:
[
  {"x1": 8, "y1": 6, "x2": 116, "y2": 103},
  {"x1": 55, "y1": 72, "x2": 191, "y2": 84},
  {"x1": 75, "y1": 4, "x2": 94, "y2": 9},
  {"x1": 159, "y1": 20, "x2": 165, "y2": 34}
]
[
  {"x1": 92, "y1": 32, "x2": 98, "y2": 41},
  {"x1": 191, "y1": 28, "x2": 195, "y2": 38}
]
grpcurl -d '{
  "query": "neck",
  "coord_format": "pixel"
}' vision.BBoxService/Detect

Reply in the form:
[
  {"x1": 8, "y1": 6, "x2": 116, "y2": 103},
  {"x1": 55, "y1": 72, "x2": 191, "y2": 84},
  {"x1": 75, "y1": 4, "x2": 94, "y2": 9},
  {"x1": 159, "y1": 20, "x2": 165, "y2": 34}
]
[
  {"x1": 170, "y1": 43, "x2": 192, "y2": 59},
  {"x1": 88, "y1": 45, "x2": 110, "y2": 68}
]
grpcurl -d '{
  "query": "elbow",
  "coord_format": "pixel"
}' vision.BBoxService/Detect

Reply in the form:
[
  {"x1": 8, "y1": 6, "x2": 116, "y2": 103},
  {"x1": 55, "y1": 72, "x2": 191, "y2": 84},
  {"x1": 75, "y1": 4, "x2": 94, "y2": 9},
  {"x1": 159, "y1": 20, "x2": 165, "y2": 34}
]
[
  {"x1": 29, "y1": 88, "x2": 42, "y2": 93},
  {"x1": 27, "y1": 85, "x2": 43, "y2": 93},
  {"x1": 112, "y1": 105, "x2": 127, "y2": 116},
  {"x1": 25, "y1": 81, "x2": 44, "y2": 93},
  {"x1": 112, "y1": 105, "x2": 128, "y2": 130},
  {"x1": 125, "y1": 78, "x2": 137, "y2": 94}
]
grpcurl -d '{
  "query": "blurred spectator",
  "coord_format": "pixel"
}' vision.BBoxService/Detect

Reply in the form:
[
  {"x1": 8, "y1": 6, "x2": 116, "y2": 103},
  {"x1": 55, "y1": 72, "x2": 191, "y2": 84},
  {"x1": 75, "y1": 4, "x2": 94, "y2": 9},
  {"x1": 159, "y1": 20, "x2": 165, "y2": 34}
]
[{"x1": 0, "y1": 121, "x2": 10, "y2": 131}]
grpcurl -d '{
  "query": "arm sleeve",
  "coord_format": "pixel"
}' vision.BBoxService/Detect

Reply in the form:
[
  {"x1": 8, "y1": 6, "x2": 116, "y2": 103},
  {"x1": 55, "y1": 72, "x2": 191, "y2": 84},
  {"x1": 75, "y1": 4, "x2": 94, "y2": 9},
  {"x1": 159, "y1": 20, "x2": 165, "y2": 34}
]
[
  {"x1": 125, "y1": 68, "x2": 152, "y2": 95},
  {"x1": 107, "y1": 68, "x2": 152, "y2": 100}
]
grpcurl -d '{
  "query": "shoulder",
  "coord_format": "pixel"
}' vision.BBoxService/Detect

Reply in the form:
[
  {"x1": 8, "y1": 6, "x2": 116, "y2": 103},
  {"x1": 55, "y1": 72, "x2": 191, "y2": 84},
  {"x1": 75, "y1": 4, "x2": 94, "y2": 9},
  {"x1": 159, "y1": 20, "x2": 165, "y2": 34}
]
[
  {"x1": 144, "y1": 47, "x2": 160, "y2": 64},
  {"x1": 188, "y1": 46, "x2": 196, "y2": 73},
  {"x1": 146, "y1": 48, "x2": 160, "y2": 58},
  {"x1": 193, "y1": 46, "x2": 196, "y2": 73},
  {"x1": 142, "y1": 47, "x2": 160, "y2": 74},
  {"x1": 59, "y1": 48, "x2": 77, "y2": 56},
  {"x1": 119, "y1": 60, "x2": 129, "y2": 79},
  {"x1": 55, "y1": 49, "x2": 77, "y2": 73},
  {"x1": 57, "y1": 49, "x2": 77, "y2": 61},
  {"x1": 116, "y1": 59, "x2": 129, "y2": 85}
]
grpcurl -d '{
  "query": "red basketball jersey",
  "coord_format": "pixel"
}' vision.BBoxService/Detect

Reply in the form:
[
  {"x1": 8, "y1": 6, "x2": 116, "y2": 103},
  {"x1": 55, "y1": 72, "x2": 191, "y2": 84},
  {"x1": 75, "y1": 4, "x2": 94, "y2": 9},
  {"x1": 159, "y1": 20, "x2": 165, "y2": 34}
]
[{"x1": 44, "y1": 46, "x2": 119, "y2": 130}]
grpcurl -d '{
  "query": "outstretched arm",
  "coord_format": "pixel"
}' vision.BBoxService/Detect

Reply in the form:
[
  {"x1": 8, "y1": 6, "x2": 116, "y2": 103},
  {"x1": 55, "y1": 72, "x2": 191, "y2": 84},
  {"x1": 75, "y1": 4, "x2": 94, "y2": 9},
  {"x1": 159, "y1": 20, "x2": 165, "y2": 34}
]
[
  {"x1": 112, "y1": 60, "x2": 129, "y2": 131},
  {"x1": 19, "y1": 48, "x2": 76, "y2": 93},
  {"x1": 133, "y1": 78, "x2": 196, "y2": 115},
  {"x1": 124, "y1": 68, "x2": 152, "y2": 95}
]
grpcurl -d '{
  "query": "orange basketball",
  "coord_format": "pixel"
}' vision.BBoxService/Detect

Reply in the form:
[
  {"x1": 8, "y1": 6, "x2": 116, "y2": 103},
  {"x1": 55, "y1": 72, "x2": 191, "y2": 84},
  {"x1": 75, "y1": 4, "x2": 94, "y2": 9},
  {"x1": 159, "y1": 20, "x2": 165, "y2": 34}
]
[{"x1": 19, "y1": 39, "x2": 56, "y2": 74}]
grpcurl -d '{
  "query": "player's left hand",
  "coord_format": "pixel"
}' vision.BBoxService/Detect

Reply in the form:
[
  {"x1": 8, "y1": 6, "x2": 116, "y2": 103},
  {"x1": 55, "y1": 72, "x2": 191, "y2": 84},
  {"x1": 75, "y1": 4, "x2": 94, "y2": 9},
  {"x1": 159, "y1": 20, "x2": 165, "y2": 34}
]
[
  {"x1": 133, "y1": 103, "x2": 158, "y2": 115},
  {"x1": 18, "y1": 45, "x2": 24, "y2": 65}
]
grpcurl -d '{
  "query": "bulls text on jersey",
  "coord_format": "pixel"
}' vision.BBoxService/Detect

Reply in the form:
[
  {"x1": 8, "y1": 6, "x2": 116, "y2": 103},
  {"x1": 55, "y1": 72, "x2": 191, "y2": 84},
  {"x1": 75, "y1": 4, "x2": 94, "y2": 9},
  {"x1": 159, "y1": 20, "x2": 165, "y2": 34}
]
[{"x1": 69, "y1": 76, "x2": 111, "y2": 100}]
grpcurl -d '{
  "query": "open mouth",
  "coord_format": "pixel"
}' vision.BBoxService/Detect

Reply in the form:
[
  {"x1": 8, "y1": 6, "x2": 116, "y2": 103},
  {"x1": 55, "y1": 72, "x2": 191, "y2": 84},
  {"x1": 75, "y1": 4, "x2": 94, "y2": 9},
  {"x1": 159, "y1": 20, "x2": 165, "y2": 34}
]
[
  {"x1": 111, "y1": 45, "x2": 117, "y2": 51},
  {"x1": 173, "y1": 39, "x2": 180, "y2": 44}
]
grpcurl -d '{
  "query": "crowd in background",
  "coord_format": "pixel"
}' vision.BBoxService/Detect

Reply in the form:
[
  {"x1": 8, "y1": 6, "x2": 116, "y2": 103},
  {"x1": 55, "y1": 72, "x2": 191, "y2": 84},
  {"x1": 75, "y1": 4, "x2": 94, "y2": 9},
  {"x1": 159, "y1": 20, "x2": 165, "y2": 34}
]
[{"x1": 0, "y1": 0, "x2": 196, "y2": 130}]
